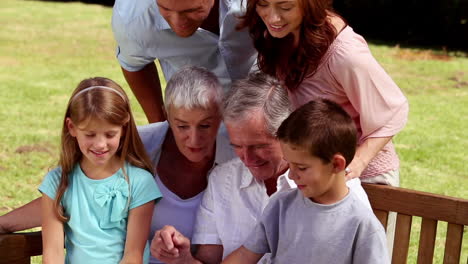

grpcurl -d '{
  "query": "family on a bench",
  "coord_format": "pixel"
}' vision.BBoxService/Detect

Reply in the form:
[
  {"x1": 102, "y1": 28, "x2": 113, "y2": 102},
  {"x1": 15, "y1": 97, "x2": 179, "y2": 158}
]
[{"x1": 0, "y1": 0, "x2": 410, "y2": 262}]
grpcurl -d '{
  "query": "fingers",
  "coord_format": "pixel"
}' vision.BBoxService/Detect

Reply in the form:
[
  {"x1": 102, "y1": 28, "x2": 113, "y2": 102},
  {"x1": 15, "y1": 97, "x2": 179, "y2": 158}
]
[
  {"x1": 172, "y1": 231, "x2": 190, "y2": 249},
  {"x1": 150, "y1": 225, "x2": 191, "y2": 262},
  {"x1": 345, "y1": 171, "x2": 357, "y2": 181}
]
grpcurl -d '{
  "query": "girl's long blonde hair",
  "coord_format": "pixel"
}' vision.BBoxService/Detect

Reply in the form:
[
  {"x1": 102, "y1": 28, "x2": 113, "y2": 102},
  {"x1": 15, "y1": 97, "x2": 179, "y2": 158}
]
[{"x1": 54, "y1": 77, "x2": 153, "y2": 222}]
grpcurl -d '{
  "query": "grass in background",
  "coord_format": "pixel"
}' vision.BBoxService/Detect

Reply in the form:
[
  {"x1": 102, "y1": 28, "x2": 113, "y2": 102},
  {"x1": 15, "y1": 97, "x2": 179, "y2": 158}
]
[{"x1": 0, "y1": 0, "x2": 467, "y2": 263}]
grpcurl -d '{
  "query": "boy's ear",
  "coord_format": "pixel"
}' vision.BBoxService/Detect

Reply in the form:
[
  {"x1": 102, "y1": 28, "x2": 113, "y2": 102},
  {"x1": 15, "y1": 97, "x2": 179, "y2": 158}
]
[
  {"x1": 66, "y1": 118, "x2": 77, "y2": 137},
  {"x1": 331, "y1": 154, "x2": 346, "y2": 173}
]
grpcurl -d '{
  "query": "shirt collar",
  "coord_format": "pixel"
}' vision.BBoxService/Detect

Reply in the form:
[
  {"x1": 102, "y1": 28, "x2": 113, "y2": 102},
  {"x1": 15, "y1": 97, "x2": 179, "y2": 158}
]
[{"x1": 240, "y1": 167, "x2": 296, "y2": 191}]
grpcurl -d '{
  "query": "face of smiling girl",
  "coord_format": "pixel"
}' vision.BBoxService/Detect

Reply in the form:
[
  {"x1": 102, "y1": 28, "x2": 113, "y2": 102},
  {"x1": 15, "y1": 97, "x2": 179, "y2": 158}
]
[
  {"x1": 67, "y1": 117, "x2": 123, "y2": 173},
  {"x1": 255, "y1": 0, "x2": 303, "y2": 41}
]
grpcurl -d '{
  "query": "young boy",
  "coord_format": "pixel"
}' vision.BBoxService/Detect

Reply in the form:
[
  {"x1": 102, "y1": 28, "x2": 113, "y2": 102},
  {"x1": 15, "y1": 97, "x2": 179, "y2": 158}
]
[{"x1": 222, "y1": 99, "x2": 389, "y2": 264}]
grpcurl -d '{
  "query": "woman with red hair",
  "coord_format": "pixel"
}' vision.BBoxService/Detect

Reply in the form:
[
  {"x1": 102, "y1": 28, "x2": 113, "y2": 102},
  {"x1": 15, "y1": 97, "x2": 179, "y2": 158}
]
[{"x1": 238, "y1": 0, "x2": 408, "y2": 187}]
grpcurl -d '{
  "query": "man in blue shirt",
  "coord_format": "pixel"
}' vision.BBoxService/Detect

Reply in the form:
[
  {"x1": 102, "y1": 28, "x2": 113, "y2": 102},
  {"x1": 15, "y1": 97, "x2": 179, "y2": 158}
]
[{"x1": 112, "y1": 0, "x2": 257, "y2": 123}]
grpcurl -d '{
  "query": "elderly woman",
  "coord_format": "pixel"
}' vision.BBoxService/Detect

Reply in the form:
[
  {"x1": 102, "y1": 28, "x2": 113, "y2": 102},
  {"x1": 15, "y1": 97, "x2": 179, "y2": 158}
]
[
  {"x1": 139, "y1": 67, "x2": 235, "y2": 264},
  {"x1": 0, "y1": 66, "x2": 235, "y2": 264}
]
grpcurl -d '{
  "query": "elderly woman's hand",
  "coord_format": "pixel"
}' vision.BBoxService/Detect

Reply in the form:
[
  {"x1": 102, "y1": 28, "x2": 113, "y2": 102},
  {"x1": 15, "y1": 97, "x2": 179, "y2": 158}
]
[{"x1": 151, "y1": 225, "x2": 195, "y2": 264}]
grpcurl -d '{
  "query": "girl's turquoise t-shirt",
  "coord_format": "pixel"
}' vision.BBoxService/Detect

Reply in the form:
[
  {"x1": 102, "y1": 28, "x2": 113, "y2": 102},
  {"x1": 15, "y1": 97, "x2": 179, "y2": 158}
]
[{"x1": 39, "y1": 163, "x2": 162, "y2": 264}]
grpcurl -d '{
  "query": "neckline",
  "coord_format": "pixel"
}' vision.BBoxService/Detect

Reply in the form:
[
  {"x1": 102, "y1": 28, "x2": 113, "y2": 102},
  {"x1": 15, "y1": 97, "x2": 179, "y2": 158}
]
[
  {"x1": 77, "y1": 163, "x2": 124, "y2": 183},
  {"x1": 154, "y1": 174, "x2": 205, "y2": 202}
]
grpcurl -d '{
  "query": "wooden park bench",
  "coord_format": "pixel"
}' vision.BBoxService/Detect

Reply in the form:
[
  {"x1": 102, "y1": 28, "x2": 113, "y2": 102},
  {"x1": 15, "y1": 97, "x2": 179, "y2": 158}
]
[{"x1": 0, "y1": 184, "x2": 466, "y2": 264}]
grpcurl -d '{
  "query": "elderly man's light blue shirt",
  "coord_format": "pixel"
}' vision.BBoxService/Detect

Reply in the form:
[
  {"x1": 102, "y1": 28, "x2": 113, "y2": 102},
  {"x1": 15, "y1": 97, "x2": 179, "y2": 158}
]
[{"x1": 112, "y1": 0, "x2": 257, "y2": 88}]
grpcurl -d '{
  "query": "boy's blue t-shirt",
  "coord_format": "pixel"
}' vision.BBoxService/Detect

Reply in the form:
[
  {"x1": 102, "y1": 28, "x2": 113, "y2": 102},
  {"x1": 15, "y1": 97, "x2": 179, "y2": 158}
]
[{"x1": 39, "y1": 163, "x2": 162, "y2": 264}]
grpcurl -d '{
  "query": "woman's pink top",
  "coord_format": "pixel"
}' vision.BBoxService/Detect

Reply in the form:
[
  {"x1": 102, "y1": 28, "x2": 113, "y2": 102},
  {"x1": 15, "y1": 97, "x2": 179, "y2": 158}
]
[{"x1": 288, "y1": 26, "x2": 409, "y2": 179}]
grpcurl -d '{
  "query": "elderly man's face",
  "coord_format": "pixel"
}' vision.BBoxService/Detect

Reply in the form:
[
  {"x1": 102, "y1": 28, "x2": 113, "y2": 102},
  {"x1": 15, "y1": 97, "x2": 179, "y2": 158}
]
[
  {"x1": 156, "y1": 0, "x2": 215, "y2": 37},
  {"x1": 225, "y1": 110, "x2": 288, "y2": 181}
]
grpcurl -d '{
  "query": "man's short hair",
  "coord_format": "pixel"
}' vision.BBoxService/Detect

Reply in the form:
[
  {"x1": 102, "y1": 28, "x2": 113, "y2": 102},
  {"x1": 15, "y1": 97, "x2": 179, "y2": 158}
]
[
  {"x1": 223, "y1": 72, "x2": 291, "y2": 136},
  {"x1": 277, "y1": 98, "x2": 357, "y2": 165},
  {"x1": 165, "y1": 66, "x2": 222, "y2": 115}
]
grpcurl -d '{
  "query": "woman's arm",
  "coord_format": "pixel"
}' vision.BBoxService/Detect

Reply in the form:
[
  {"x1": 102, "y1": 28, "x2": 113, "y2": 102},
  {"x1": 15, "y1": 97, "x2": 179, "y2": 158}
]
[
  {"x1": 120, "y1": 201, "x2": 155, "y2": 264},
  {"x1": 222, "y1": 246, "x2": 263, "y2": 264},
  {"x1": 345, "y1": 136, "x2": 392, "y2": 180},
  {"x1": 0, "y1": 197, "x2": 42, "y2": 233},
  {"x1": 41, "y1": 194, "x2": 64, "y2": 263}
]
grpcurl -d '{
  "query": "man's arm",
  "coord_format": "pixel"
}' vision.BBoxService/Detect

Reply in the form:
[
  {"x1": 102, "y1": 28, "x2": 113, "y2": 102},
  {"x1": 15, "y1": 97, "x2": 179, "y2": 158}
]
[
  {"x1": 195, "y1": 244, "x2": 223, "y2": 264},
  {"x1": 0, "y1": 197, "x2": 42, "y2": 233},
  {"x1": 221, "y1": 246, "x2": 263, "y2": 264},
  {"x1": 122, "y1": 62, "x2": 166, "y2": 123}
]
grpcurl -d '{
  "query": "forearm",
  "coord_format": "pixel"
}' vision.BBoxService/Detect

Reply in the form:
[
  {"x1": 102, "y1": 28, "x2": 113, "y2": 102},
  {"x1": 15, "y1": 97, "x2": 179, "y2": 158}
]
[
  {"x1": 0, "y1": 197, "x2": 42, "y2": 233},
  {"x1": 346, "y1": 136, "x2": 393, "y2": 179},
  {"x1": 355, "y1": 136, "x2": 392, "y2": 167},
  {"x1": 122, "y1": 62, "x2": 165, "y2": 123}
]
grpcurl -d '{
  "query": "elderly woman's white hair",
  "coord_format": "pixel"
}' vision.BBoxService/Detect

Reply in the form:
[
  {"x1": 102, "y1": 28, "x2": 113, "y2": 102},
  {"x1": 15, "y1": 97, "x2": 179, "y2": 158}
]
[{"x1": 164, "y1": 66, "x2": 223, "y2": 115}]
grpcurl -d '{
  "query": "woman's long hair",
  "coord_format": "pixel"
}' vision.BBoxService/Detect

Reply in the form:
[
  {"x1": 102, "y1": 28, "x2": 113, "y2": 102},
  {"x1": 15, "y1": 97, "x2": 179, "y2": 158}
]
[
  {"x1": 238, "y1": 0, "x2": 340, "y2": 90},
  {"x1": 54, "y1": 77, "x2": 153, "y2": 222}
]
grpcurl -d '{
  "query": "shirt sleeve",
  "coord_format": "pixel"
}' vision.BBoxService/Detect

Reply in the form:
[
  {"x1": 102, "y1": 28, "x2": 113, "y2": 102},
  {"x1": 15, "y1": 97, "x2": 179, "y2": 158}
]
[
  {"x1": 242, "y1": 197, "x2": 279, "y2": 254},
  {"x1": 353, "y1": 218, "x2": 390, "y2": 264},
  {"x1": 38, "y1": 167, "x2": 62, "y2": 200},
  {"x1": 191, "y1": 168, "x2": 223, "y2": 245},
  {"x1": 111, "y1": 7, "x2": 156, "y2": 72},
  {"x1": 242, "y1": 220, "x2": 270, "y2": 254},
  {"x1": 329, "y1": 36, "x2": 409, "y2": 142},
  {"x1": 129, "y1": 166, "x2": 162, "y2": 209}
]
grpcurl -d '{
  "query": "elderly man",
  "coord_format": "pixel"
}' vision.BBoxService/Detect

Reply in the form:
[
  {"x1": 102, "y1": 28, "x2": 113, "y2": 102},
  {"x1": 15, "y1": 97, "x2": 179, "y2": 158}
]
[
  {"x1": 150, "y1": 72, "x2": 371, "y2": 264},
  {"x1": 112, "y1": 0, "x2": 257, "y2": 122}
]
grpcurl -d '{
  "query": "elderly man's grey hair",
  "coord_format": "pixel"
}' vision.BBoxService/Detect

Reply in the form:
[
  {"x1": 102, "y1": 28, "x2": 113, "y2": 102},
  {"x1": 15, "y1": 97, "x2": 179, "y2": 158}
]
[
  {"x1": 223, "y1": 72, "x2": 292, "y2": 136},
  {"x1": 165, "y1": 66, "x2": 223, "y2": 115}
]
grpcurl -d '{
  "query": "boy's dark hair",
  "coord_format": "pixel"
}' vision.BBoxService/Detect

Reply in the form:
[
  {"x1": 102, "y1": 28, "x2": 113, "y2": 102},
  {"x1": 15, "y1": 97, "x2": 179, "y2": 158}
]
[{"x1": 277, "y1": 99, "x2": 357, "y2": 166}]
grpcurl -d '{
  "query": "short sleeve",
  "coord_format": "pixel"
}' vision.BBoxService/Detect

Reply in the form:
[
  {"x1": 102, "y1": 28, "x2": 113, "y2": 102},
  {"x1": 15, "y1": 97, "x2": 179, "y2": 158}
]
[
  {"x1": 353, "y1": 228, "x2": 390, "y2": 264},
  {"x1": 191, "y1": 168, "x2": 223, "y2": 245},
  {"x1": 329, "y1": 35, "x2": 409, "y2": 141},
  {"x1": 242, "y1": 196, "x2": 280, "y2": 254},
  {"x1": 242, "y1": 220, "x2": 270, "y2": 254},
  {"x1": 128, "y1": 166, "x2": 162, "y2": 209},
  {"x1": 351, "y1": 209, "x2": 390, "y2": 264},
  {"x1": 111, "y1": 8, "x2": 156, "y2": 72},
  {"x1": 38, "y1": 167, "x2": 62, "y2": 200}
]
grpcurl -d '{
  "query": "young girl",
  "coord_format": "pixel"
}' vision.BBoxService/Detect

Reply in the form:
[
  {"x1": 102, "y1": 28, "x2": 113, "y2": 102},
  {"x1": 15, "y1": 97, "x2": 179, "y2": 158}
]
[{"x1": 40, "y1": 77, "x2": 162, "y2": 263}]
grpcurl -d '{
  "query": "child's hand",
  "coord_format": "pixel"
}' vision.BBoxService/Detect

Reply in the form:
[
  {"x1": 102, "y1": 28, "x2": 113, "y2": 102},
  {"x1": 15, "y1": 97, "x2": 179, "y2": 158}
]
[{"x1": 150, "y1": 225, "x2": 193, "y2": 264}]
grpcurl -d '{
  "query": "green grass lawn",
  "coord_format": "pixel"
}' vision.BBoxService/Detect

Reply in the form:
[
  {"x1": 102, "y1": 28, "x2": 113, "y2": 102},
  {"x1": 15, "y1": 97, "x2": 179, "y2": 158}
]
[{"x1": 0, "y1": 0, "x2": 467, "y2": 263}]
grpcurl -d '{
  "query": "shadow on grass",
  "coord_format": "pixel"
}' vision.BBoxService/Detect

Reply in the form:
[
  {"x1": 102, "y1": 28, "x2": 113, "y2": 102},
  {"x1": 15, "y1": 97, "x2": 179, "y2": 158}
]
[{"x1": 35, "y1": 0, "x2": 114, "y2": 7}]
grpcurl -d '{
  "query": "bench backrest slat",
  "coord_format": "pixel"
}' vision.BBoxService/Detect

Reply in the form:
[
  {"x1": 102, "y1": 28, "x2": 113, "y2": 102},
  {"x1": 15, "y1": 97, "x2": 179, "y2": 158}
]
[
  {"x1": 392, "y1": 213, "x2": 412, "y2": 264},
  {"x1": 443, "y1": 223, "x2": 464, "y2": 264},
  {"x1": 373, "y1": 209, "x2": 389, "y2": 229},
  {"x1": 416, "y1": 217, "x2": 437, "y2": 264}
]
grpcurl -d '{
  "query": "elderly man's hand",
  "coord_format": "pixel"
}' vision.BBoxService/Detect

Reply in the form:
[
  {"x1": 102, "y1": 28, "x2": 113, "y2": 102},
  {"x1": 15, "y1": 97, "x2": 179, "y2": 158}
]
[{"x1": 151, "y1": 225, "x2": 194, "y2": 264}]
